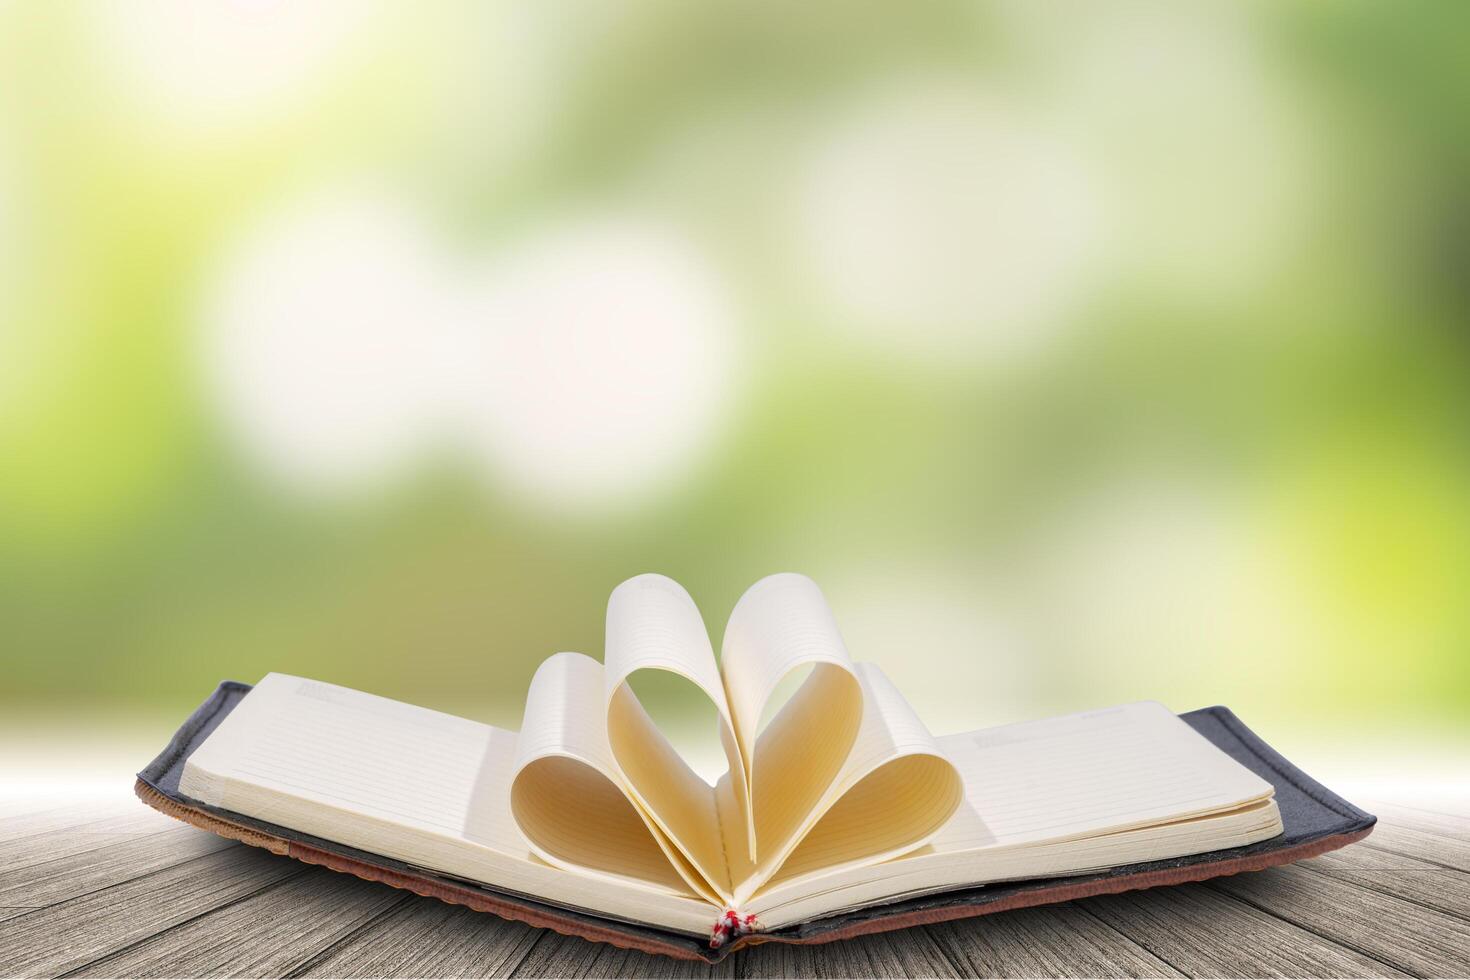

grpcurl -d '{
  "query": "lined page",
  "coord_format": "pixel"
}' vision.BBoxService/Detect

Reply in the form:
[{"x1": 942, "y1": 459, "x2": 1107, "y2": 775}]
[
  {"x1": 603, "y1": 576, "x2": 738, "y2": 896},
  {"x1": 721, "y1": 573, "x2": 859, "y2": 758},
  {"x1": 188, "y1": 673, "x2": 526, "y2": 848},
  {"x1": 932, "y1": 701, "x2": 1273, "y2": 852},
  {"x1": 747, "y1": 700, "x2": 1280, "y2": 924},
  {"x1": 510, "y1": 652, "x2": 703, "y2": 897},
  {"x1": 731, "y1": 662, "x2": 961, "y2": 902},
  {"x1": 720, "y1": 573, "x2": 864, "y2": 863},
  {"x1": 181, "y1": 673, "x2": 718, "y2": 935},
  {"x1": 515, "y1": 651, "x2": 621, "y2": 774},
  {"x1": 605, "y1": 574, "x2": 729, "y2": 713}
]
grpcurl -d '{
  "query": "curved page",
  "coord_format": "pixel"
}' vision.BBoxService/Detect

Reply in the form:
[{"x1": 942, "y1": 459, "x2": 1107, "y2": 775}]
[
  {"x1": 720, "y1": 573, "x2": 865, "y2": 864},
  {"x1": 510, "y1": 652, "x2": 720, "y2": 904},
  {"x1": 603, "y1": 575, "x2": 742, "y2": 902},
  {"x1": 724, "y1": 662, "x2": 963, "y2": 905}
]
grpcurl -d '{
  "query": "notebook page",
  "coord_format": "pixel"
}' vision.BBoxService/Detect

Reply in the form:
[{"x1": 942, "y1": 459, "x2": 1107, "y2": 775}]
[
  {"x1": 185, "y1": 673, "x2": 524, "y2": 847},
  {"x1": 731, "y1": 663, "x2": 962, "y2": 904},
  {"x1": 180, "y1": 673, "x2": 717, "y2": 936},
  {"x1": 720, "y1": 573, "x2": 861, "y2": 771},
  {"x1": 720, "y1": 573, "x2": 864, "y2": 863},
  {"x1": 745, "y1": 701, "x2": 1279, "y2": 923},
  {"x1": 174, "y1": 675, "x2": 702, "y2": 905},
  {"x1": 603, "y1": 575, "x2": 738, "y2": 896},
  {"x1": 511, "y1": 652, "x2": 708, "y2": 898},
  {"x1": 751, "y1": 797, "x2": 1281, "y2": 928},
  {"x1": 931, "y1": 701, "x2": 1274, "y2": 852}
]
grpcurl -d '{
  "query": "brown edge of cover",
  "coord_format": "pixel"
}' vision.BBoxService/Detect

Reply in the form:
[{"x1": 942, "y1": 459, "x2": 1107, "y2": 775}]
[{"x1": 135, "y1": 777, "x2": 1372, "y2": 961}]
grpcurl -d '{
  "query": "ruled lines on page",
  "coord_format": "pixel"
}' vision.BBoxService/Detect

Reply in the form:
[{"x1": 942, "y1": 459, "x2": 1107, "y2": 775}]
[
  {"x1": 225, "y1": 676, "x2": 525, "y2": 850},
  {"x1": 934, "y1": 702, "x2": 1273, "y2": 852}
]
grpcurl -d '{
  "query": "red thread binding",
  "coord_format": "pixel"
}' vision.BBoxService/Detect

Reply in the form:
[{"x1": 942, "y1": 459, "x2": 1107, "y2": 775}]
[{"x1": 709, "y1": 909, "x2": 759, "y2": 949}]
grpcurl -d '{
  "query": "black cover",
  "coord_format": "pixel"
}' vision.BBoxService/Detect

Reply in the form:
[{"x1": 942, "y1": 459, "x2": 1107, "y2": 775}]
[{"x1": 137, "y1": 682, "x2": 1376, "y2": 961}]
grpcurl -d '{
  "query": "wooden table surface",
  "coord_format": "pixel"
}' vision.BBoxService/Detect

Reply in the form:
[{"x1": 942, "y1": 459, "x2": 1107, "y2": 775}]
[{"x1": 1, "y1": 792, "x2": 1467, "y2": 978}]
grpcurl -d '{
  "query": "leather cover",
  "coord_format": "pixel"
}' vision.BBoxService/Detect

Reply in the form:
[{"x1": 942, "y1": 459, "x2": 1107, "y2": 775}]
[{"x1": 136, "y1": 682, "x2": 1376, "y2": 962}]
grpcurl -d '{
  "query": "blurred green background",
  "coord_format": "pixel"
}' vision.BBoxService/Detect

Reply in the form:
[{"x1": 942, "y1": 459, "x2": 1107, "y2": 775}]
[{"x1": 1, "y1": 1, "x2": 1467, "y2": 782}]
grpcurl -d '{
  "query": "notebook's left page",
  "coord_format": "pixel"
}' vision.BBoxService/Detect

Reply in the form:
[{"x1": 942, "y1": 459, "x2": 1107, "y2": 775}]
[{"x1": 179, "y1": 673, "x2": 715, "y2": 936}]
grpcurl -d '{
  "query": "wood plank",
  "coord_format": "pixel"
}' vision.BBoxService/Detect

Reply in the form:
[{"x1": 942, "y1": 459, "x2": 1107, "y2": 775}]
[
  {"x1": 1410, "y1": 800, "x2": 1470, "y2": 821},
  {"x1": 511, "y1": 930, "x2": 736, "y2": 979},
  {"x1": 293, "y1": 896, "x2": 542, "y2": 979},
  {"x1": 925, "y1": 903, "x2": 1184, "y2": 978},
  {"x1": 70, "y1": 866, "x2": 408, "y2": 978},
  {"x1": 0, "y1": 794, "x2": 131, "y2": 819},
  {"x1": 1300, "y1": 845, "x2": 1470, "y2": 923},
  {"x1": 1371, "y1": 803, "x2": 1470, "y2": 842},
  {"x1": 1364, "y1": 799, "x2": 1470, "y2": 829},
  {"x1": 61, "y1": 808, "x2": 181, "y2": 836},
  {"x1": 1306, "y1": 867, "x2": 1470, "y2": 929},
  {"x1": 0, "y1": 846, "x2": 302, "y2": 977},
  {"x1": 1309, "y1": 839, "x2": 1444, "y2": 871},
  {"x1": 1363, "y1": 803, "x2": 1470, "y2": 861},
  {"x1": 1211, "y1": 864, "x2": 1470, "y2": 977},
  {"x1": 0, "y1": 830, "x2": 169, "y2": 878},
  {"x1": 0, "y1": 798, "x2": 99, "y2": 821},
  {"x1": 0, "y1": 801, "x2": 130, "y2": 844},
  {"x1": 736, "y1": 928, "x2": 955, "y2": 979},
  {"x1": 0, "y1": 798, "x2": 174, "y2": 836},
  {"x1": 1361, "y1": 824, "x2": 1470, "y2": 873},
  {"x1": 0, "y1": 793, "x2": 1462, "y2": 979},
  {"x1": 1075, "y1": 881, "x2": 1409, "y2": 978},
  {"x1": 0, "y1": 798, "x2": 61, "y2": 820},
  {"x1": 0, "y1": 826, "x2": 234, "y2": 906}
]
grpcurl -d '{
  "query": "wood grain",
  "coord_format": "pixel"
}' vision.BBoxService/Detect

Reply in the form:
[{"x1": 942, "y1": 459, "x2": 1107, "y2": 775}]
[
  {"x1": 1210, "y1": 863, "x2": 1470, "y2": 977},
  {"x1": 1, "y1": 794, "x2": 1467, "y2": 978},
  {"x1": 0, "y1": 845, "x2": 300, "y2": 977},
  {"x1": 0, "y1": 802, "x2": 135, "y2": 845},
  {"x1": 737, "y1": 927, "x2": 956, "y2": 979},
  {"x1": 511, "y1": 932, "x2": 739, "y2": 979},
  {"x1": 1300, "y1": 847, "x2": 1470, "y2": 922},
  {"x1": 924, "y1": 902, "x2": 1184, "y2": 978},
  {"x1": 1363, "y1": 826, "x2": 1470, "y2": 872},
  {"x1": 293, "y1": 896, "x2": 542, "y2": 979},
  {"x1": 0, "y1": 830, "x2": 168, "y2": 878},
  {"x1": 69, "y1": 867, "x2": 408, "y2": 978},
  {"x1": 0, "y1": 827, "x2": 234, "y2": 907},
  {"x1": 1073, "y1": 880, "x2": 1411, "y2": 977}
]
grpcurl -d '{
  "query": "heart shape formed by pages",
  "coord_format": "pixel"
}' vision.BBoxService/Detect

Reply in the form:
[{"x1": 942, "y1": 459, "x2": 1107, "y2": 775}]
[{"x1": 509, "y1": 573, "x2": 964, "y2": 909}]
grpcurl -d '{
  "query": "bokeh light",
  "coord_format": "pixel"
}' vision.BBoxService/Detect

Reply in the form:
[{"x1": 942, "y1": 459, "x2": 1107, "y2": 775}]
[
  {"x1": 453, "y1": 213, "x2": 740, "y2": 513},
  {"x1": 794, "y1": 74, "x2": 1104, "y2": 362},
  {"x1": 202, "y1": 185, "x2": 453, "y2": 495},
  {"x1": 0, "y1": 0, "x2": 1466, "y2": 798},
  {"x1": 86, "y1": 0, "x2": 387, "y2": 136}
]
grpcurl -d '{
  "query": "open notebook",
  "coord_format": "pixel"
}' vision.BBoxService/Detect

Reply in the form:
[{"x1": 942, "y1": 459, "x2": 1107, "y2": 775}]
[{"x1": 144, "y1": 573, "x2": 1368, "y2": 956}]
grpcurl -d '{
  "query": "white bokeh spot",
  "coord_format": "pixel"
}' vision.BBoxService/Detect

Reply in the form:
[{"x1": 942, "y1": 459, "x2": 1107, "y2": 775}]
[
  {"x1": 88, "y1": 0, "x2": 384, "y2": 134},
  {"x1": 452, "y1": 215, "x2": 739, "y2": 513},
  {"x1": 794, "y1": 75, "x2": 1105, "y2": 363},
  {"x1": 1002, "y1": 1, "x2": 1304, "y2": 304},
  {"x1": 202, "y1": 197, "x2": 740, "y2": 511},
  {"x1": 201, "y1": 188, "x2": 453, "y2": 495}
]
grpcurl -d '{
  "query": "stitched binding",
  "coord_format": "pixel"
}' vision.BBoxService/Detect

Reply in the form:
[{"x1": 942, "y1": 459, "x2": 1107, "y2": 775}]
[{"x1": 709, "y1": 909, "x2": 758, "y2": 949}]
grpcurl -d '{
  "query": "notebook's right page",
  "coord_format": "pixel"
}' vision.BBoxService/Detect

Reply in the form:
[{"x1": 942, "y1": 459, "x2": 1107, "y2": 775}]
[
  {"x1": 746, "y1": 701, "x2": 1280, "y2": 927},
  {"x1": 933, "y1": 701, "x2": 1274, "y2": 853}
]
